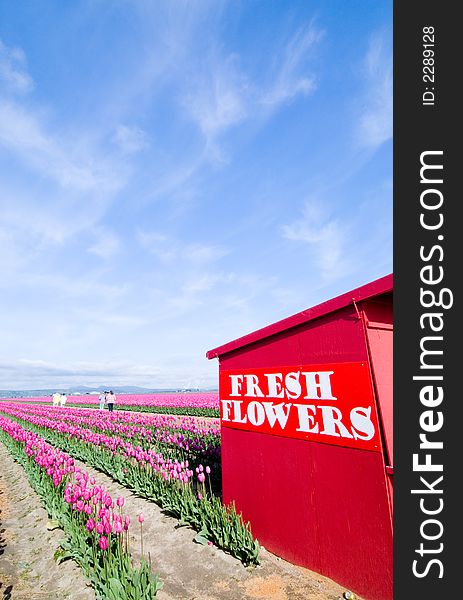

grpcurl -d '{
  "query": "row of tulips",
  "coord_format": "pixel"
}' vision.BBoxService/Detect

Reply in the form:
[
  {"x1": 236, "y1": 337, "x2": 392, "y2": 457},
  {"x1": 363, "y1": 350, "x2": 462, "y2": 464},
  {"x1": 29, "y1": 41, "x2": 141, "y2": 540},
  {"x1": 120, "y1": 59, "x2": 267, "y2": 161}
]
[
  {"x1": 0, "y1": 415, "x2": 162, "y2": 599},
  {"x1": 0, "y1": 407, "x2": 202, "y2": 486},
  {"x1": 0, "y1": 403, "x2": 221, "y2": 487},
  {"x1": 0, "y1": 392, "x2": 220, "y2": 417},
  {"x1": 0, "y1": 400, "x2": 220, "y2": 431},
  {"x1": 0, "y1": 404, "x2": 261, "y2": 565},
  {"x1": 0, "y1": 402, "x2": 220, "y2": 455},
  {"x1": 0, "y1": 402, "x2": 222, "y2": 497}
]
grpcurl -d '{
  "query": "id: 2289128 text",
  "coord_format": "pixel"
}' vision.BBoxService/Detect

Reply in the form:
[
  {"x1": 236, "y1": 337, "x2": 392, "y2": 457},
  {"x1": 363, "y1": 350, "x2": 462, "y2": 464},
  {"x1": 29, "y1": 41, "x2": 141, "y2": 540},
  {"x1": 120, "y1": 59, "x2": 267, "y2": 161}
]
[{"x1": 422, "y1": 26, "x2": 435, "y2": 106}]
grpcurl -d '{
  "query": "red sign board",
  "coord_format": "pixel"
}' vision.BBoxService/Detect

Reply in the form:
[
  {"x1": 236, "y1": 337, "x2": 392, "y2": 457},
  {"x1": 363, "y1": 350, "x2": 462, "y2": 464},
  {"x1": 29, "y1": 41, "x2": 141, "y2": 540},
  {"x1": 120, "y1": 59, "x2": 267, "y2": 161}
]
[{"x1": 219, "y1": 361, "x2": 381, "y2": 452}]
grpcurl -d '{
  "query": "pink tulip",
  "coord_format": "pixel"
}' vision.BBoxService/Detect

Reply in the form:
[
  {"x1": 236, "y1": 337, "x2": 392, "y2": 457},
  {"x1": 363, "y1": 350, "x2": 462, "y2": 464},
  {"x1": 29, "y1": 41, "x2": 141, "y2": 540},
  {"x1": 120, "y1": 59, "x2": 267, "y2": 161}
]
[
  {"x1": 114, "y1": 520, "x2": 123, "y2": 534},
  {"x1": 116, "y1": 496, "x2": 125, "y2": 507},
  {"x1": 86, "y1": 518, "x2": 95, "y2": 532},
  {"x1": 138, "y1": 513, "x2": 144, "y2": 524},
  {"x1": 99, "y1": 535, "x2": 108, "y2": 550}
]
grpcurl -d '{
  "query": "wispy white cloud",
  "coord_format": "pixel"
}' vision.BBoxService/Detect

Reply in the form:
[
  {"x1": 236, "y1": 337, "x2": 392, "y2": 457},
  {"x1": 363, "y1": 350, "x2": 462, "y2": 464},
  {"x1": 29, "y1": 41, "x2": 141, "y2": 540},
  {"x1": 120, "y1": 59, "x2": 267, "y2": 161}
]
[
  {"x1": 0, "y1": 38, "x2": 136, "y2": 306},
  {"x1": 87, "y1": 228, "x2": 121, "y2": 260},
  {"x1": 0, "y1": 37, "x2": 129, "y2": 261},
  {"x1": 180, "y1": 271, "x2": 235, "y2": 296},
  {"x1": 113, "y1": 124, "x2": 149, "y2": 154},
  {"x1": 0, "y1": 356, "x2": 217, "y2": 390},
  {"x1": 181, "y1": 22, "x2": 322, "y2": 153},
  {"x1": 0, "y1": 357, "x2": 161, "y2": 388},
  {"x1": 0, "y1": 226, "x2": 28, "y2": 272},
  {"x1": 183, "y1": 53, "x2": 248, "y2": 142},
  {"x1": 260, "y1": 23, "x2": 321, "y2": 109},
  {"x1": 0, "y1": 38, "x2": 34, "y2": 94},
  {"x1": 9, "y1": 270, "x2": 129, "y2": 298},
  {"x1": 0, "y1": 101, "x2": 126, "y2": 193},
  {"x1": 184, "y1": 243, "x2": 230, "y2": 264},
  {"x1": 136, "y1": 230, "x2": 229, "y2": 265},
  {"x1": 96, "y1": 1, "x2": 225, "y2": 125},
  {"x1": 136, "y1": 231, "x2": 179, "y2": 262},
  {"x1": 271, "y1": 286, "x2": 304, "y2": 309},
  {"x1": 356, "y1": 32, "x2": 392, "y2": 149},
  {"x1": 281, "y1": 200, "x2": 352, "y2": 281},
  {"x1": 74, "y1": 308, "x2": 147, "y2": 328},
  {"x1": 92, "y1": 9, "x2": 322, "y2": 206}
]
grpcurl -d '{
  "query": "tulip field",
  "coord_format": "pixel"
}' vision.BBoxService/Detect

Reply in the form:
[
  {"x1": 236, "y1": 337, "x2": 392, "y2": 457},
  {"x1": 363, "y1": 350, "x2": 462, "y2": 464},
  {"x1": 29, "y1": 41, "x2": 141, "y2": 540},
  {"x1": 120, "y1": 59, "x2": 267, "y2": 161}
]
[
  {"x1": 0, "y1": 415, "x2": 161, "y2": 599},
  {"x1": 0, "y1": 399, "x2": 260, "y2": 599},
  {"x1": 6, "y1": 392, "x2": 220, "y2": 417}
]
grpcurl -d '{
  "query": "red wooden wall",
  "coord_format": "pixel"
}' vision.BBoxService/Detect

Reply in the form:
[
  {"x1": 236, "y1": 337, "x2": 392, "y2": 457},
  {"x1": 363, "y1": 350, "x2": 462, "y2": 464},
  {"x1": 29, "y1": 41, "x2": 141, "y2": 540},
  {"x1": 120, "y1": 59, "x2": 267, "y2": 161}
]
[{"x1": 219, "y1": 301, "x2": 393, "y2": 600}]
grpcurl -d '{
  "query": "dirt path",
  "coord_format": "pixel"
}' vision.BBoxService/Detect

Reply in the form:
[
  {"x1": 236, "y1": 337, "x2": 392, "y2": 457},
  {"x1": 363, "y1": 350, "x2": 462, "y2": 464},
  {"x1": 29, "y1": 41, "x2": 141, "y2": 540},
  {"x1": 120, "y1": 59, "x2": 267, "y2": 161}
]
[
  {"x1": 0, "y1": 442, "x2": 95, "y2": 600},
  {"x1": 67, "y1": 459, "x2": 351, "y2": 600},
  {"x1": 0, "y1": 437, "x2": 356, "y2": 600}
]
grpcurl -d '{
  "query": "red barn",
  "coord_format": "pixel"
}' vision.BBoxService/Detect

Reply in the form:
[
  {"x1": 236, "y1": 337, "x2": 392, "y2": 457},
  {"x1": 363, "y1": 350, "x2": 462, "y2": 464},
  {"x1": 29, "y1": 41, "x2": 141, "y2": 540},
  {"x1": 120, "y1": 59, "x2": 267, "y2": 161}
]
[{"x1": 207, "y1": 274, "x2": 393, "y2": 600}]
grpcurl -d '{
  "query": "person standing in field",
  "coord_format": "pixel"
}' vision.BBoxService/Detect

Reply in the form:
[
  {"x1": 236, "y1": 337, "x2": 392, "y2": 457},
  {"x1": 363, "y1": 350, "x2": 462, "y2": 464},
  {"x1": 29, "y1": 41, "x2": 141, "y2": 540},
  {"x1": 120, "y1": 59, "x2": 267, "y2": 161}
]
[
  {"x1": 60, "y1": 392, "x2": 67, "y2": 407},
  {"x1": 106, "y1": 390, "x2": 116, "y2": 412},
  {"x1": 52, "y1": 392, "x2": 60, "y2": 407},
  {"x1": 99, "y1": 391, "x2": 107, "y2": 410}
]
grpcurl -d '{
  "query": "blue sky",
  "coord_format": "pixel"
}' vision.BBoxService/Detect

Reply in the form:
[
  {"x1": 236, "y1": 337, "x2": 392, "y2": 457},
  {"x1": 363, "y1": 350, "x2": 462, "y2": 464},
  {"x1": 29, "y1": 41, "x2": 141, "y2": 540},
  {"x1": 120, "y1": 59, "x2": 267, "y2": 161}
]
[{"x1": 0, "y1": 1, "x2": 392, "y2": 390}]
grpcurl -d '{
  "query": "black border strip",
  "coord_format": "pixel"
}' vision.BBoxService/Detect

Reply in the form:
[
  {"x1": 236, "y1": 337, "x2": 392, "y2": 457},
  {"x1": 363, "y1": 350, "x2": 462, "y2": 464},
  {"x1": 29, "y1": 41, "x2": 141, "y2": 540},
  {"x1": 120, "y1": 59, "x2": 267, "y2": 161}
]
[{"x1": 394, "y1": 3, "x2": 459, "y2": 598}]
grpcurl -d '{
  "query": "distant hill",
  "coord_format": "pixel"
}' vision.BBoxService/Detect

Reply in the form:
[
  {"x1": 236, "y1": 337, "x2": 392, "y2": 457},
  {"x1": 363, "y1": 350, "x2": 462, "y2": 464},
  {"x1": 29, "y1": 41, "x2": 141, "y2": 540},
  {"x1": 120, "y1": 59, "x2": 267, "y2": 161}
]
[{"x1": 0, "y1": 386, "x2": 217, "y2": 398}]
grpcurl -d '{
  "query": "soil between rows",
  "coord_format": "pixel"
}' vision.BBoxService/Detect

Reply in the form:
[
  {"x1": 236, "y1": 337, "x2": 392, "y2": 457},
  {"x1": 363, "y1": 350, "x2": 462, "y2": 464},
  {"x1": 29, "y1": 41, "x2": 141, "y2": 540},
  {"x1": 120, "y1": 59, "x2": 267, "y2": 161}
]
[
  {"x1": 0, "y1": 422, "x2": 356, "y2": 600},
  {"x1": 0, "y1": 441, "x2": 95, "y2": 600}
]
